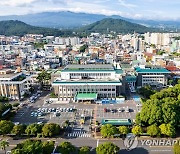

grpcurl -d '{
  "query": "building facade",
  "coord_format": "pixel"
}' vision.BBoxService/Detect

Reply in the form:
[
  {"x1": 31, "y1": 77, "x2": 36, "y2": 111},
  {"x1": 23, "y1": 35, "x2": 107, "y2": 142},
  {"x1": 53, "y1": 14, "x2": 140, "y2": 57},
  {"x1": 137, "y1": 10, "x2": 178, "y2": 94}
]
[
  {"x1": 135, "y1": 67, "x2": 170, "y2": 87},
  {"x1": 0, "y1": 69, "x2": 32, "y2": 100},
  {"x1": 52, "y1": 64, "x2": 122, "y2": 102}
]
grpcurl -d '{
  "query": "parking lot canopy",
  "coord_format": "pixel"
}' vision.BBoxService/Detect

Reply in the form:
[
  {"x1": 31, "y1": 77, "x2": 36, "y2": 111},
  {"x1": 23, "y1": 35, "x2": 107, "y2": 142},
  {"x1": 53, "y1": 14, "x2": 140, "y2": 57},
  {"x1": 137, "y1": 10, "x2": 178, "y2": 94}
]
[{"x1": 76, "y1": 93, "x2": 97, "y2": 100}]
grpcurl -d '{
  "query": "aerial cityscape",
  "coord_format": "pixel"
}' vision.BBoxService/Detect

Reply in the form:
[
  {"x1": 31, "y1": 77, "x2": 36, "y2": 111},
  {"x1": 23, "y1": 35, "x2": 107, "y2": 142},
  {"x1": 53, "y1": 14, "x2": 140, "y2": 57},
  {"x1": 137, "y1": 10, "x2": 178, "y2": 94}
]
[{"x1": 0, "y1": 0, "x2": 179, "y2": 154}]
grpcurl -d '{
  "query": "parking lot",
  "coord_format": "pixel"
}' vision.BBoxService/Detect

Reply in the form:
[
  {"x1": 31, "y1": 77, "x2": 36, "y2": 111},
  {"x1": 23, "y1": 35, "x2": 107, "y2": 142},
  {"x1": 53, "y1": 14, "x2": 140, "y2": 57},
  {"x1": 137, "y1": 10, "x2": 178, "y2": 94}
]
[
  {"x1": 12, "y1": 102, "x2": 94, "y2": 126},
  {"x1": 12, "y1": 92, "x2": 141, "y2": 138},
  {"x1": 96, "y1": 103, "x2": 139, "y2": 122}
]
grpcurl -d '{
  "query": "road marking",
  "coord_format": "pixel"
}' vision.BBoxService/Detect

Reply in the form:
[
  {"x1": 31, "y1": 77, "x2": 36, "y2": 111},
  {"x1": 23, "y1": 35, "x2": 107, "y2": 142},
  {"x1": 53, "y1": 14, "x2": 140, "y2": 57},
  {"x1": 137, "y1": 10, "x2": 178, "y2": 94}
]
[{"x1": 97, "y1": 139, "x2": 99, "y2": 147}]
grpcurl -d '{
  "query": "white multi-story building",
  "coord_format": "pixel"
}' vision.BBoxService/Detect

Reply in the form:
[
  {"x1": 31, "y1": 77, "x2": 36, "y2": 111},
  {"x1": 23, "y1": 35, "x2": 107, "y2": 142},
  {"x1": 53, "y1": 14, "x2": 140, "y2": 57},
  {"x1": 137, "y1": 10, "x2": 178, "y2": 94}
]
[
  {"x1": 52, "y1": 64, "x2": 122, "y2": 102},
  {"x1": 135, "y1": 67, "x2": 170, "y2": 87},
  {"x1": 0, "y1": 69, "x2": 32, "y2": 100}
]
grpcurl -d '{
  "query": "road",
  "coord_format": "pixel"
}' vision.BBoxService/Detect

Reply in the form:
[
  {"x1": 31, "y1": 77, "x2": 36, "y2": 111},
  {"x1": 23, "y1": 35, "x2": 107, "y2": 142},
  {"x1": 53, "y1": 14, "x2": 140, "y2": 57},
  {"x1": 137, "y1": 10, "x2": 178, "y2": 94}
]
[{"x1": 1, "y1": 137, "x2": 173, "y2": 154}]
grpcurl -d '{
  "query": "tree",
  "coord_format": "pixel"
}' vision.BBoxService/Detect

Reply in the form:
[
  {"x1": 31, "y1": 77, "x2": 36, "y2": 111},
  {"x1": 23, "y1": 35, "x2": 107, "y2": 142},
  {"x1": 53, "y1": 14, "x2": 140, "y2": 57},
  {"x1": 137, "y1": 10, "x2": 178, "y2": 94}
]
[
  {"x1": 168, "y1": 80, "x2": 173, "y2": 85},
  {"x1": 79, "y1": 146, "x2": 90, "y2": 154},
  {"x1": 119, "y1": 126, "x2": 129, "y2": 137},
  {"x1": 132, "y1": 126, "x2": 143, "y2": 136},
  {"x1": 96, "y1": 142, "x2": 119, "y2": 154},
  {"x1": 147, "y1": 124, "x2": 160, "y2": 137},
  {"x1": 11, "y1": 139, "x2": 43, "y2": 154},
  {"x1": 79, "y1": 45, "x2": 88, "y2": 53},
  {"x1": 137, "y1": 83, "x2": 180, "y2": 127},
  {"x1": 37, "y1": 71, "x2": 51, "y2": 88},
  {"x1": 42, "y1": 123, "x2": 60, "y2": 137},
  {"x1": 138, "y1": 85, "x2": 156, "y2": 99},
  {"x1": 173, "y1": 141, "x2": 180, "y2": 154},
  {"x1": 25, "y1": 123, "x2": 42, "y2": 136},
  {"x1": 11, "y1": 125, "x2": 25, "y2": 136},
  {"x1": 0, "y1": 140, "x2": 9, "y2": 154},
  {"x1": 58, "y1": 141, "x2": 76, "y2": 154},
  {"x1": 42, "y1": 141, "x2": 55, "y2": 154},
  {"x1": 0, "y1": 120, "x2": 14, "y2": 135},
  {"x1": 159, "y1": 123, "x2": 176, "y2": 137},
  {"x1": 100, "y1": 124, "x2": 118, "y2": 138}
]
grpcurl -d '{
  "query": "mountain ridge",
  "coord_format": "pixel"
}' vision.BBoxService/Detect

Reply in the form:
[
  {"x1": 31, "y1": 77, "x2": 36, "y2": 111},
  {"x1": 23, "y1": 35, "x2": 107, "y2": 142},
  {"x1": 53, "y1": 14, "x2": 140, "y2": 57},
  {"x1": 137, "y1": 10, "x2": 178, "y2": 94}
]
[
  {"x1": 0, "y1": 20, "x2": 72, "y2": 36},
  {"x1": 0, "y1": 11, "x2": 179, "y2": 30},
  {"x1": 76, "y1": 18, "x2": 157, "y2": 34}
]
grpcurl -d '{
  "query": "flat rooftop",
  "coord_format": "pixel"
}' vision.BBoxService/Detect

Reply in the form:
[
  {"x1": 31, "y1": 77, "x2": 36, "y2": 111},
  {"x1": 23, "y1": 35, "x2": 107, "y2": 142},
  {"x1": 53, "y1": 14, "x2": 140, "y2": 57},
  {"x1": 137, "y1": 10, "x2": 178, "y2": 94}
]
[
  {"x1": 62, "y1": 64, "x2": 115, "y2": 72},
  {"x1": 0, "y1": 72, "x2": 21, "y2": 79},
  {"x1": 52, "y1": 79, "x2": 122, "y2": 85},
  {"x1": 135, "y1": 67, "x2": 170, "y2": 73}
]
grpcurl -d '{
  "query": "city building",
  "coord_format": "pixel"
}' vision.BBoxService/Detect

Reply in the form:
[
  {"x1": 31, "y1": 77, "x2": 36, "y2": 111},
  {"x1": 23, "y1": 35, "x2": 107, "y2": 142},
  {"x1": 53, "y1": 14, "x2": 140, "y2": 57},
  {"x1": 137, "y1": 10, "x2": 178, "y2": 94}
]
[
  {"x1": 135, "y1": 67, "x2": 171, "y2": 87},
  {"x1": 0, "y1": 69, "x2": 32, "y2": 100},
  {"x1": 52, "y1": 64, "x2": 122, "y2": 103}
]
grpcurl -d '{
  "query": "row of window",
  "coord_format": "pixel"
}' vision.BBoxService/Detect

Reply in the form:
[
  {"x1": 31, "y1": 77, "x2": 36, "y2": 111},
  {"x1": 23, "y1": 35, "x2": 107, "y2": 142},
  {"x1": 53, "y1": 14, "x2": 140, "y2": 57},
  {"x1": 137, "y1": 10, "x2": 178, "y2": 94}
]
[
  {"x1": 59, "y1": 93, "x2": 116, "y2": 97},
  {"x1": 142, "y1": 76, "x2": 164, "y2": 78},
  {"x1": 59, "y1": 89, "x2": 116, "y2": 92},
  {"x1": 70, "y1": 73, "x2": 111, "y2": 77},
  {"x1": 143, "y1": 79, "x2": 163, "y2": 82}
]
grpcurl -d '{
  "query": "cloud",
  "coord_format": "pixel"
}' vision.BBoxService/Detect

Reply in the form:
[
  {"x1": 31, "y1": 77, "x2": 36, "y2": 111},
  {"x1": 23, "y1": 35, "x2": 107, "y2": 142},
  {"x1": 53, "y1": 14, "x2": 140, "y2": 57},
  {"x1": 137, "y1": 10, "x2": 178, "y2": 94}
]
[
  {"x1": 0, "y1": 0, "x2": 37, "y2": 7},
  {"x1": 0, "y1": 0, "x2": 179, "y2": 20},
  {"x1": 118, "y1": 0, "x2": 137, "y2": 8}
]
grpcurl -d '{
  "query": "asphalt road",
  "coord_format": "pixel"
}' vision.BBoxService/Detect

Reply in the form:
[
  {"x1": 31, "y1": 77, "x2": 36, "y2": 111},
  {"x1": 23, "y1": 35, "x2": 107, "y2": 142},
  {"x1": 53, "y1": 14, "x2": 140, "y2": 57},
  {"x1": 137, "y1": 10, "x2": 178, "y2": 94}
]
[{"x1": 1, "y1": 137, "x2": 173, "y2": 154}]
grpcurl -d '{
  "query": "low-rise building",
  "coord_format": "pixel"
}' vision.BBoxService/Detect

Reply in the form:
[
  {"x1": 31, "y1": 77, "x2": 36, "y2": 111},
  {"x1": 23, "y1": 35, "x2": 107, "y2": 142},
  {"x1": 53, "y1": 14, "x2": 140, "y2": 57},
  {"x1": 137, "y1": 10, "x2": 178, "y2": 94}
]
[
  {"x1": 52, "y1": 64, "x2": 122, "y2": 102},
  {"x1": 135, "y1": 67, "x2": 171, "y2": 87},
  {"x1": 0, "y1": 69, "x2": 32, "y2": 100}
]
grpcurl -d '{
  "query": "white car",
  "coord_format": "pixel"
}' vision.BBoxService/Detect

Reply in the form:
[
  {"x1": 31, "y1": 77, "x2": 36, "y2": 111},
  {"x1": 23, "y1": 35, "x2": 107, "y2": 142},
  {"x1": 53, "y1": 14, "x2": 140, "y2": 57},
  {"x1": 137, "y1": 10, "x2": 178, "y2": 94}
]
[
  {"x1": 118, "y1": 108, "x2": 123, "y2": 112},
  {"x1": 125, "y1": 107, "x2": 130, "y2": 113}
]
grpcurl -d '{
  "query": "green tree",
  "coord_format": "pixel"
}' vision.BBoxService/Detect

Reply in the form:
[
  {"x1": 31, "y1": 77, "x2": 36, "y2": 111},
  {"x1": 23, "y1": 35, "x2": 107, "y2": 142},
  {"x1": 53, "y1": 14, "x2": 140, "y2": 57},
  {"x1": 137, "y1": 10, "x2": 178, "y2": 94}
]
[
  {"x1": 96, "y1": 142, "x2": 119, "y2": 154},
  {"x1": 37, "y1": 71, "x2": 51, "y2": 88},
  {"x1": 25, "y1": 123, "x2": 42, "y2": 136},
  {"x1": 147, "y1": 124, "x2": 160, "y2": 137},
  {"x1": 42, "y1": 141, "x2": 55, "y2": 154},
  {"x1": 0, "y1": 120, "x2": 14, "y2": 135},
  {"x1": 132, "y1": 125, "x2": 143, "y2": 136},
  {"x1": 119, "y1": 126, "x2": 129, "y2": 135},
  {"x1": 42, "y1": 123, "x2": 60, "y2": 137},
  {"x1": 159, "y1": 123, "x2": 176, "y2": 137},
  {"x1": 79, "y1": 45, "x2": 88, "y2": 53},
  {"x1": 11, "y1": 125, "x2": 25, "y2": 136},
  {"x1": 79, "y1": 146, "x2": 90, "y2": 154},
  {"x1": 168, "y1": 80, "x2": 173, "y2": 85},
  {"x1": 137, "y1": 83, "x2": 180, "y2": 127},
  {"x1": 138, "y1": 85, "x2": 156, "y2": 99},
  {"x1": 100, "y1": 124, "x2": 118, "y2": 138},
  {"x1": 11, "y1": 139, "x2": 43, "y2": 154},
  {"x1": 58, "y1": 141, "x2": 76, "y2": 154},
  {"x1": 173, "y1": 141, "x2": 180, "y2": 154},
  {"x1": 0, "y1": 140, "x2": 9, "y2": 154}
]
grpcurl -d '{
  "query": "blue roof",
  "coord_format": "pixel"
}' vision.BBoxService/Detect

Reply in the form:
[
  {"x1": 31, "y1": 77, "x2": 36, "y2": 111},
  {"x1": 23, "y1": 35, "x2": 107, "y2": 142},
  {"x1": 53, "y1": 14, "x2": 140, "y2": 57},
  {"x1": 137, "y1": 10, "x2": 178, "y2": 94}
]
[
  {"x1": 125, "y1": 76, "x2": 137, "y2": 82},
  {"x1": 135, "y1": 68, "x2": 170, "y2": 73}
]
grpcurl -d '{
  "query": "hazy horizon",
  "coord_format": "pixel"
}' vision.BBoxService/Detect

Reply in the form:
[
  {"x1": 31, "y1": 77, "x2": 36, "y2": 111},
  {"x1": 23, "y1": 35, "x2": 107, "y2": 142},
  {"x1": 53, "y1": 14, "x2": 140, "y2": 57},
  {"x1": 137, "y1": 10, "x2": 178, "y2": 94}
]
[{"x1": 0, "y1": 0, "x2": 179, "y2": 21}]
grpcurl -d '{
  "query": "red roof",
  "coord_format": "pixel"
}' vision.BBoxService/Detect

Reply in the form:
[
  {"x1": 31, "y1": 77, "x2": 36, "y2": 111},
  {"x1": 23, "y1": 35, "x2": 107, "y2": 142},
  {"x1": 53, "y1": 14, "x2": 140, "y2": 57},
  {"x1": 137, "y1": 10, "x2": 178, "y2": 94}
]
[{"x1": 165, "y1": 66, "x2": 180, "y2": 71}]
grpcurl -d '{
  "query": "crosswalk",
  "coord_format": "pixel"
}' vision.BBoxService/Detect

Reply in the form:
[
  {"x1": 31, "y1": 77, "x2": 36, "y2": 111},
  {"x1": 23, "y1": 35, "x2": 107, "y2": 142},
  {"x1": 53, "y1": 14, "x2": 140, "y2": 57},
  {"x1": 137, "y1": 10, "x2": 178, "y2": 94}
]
[{"x1": 67, "y1": 130, "x2": 91, "y2": 138}]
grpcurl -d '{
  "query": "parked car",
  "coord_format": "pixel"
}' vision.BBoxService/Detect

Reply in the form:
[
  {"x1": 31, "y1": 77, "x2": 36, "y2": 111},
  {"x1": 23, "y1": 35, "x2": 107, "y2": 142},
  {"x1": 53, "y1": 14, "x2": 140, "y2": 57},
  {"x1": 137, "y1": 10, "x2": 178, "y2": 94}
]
[
  {"x1": 104, "y1": 108, "x2": 107, "y2": 112},
  {"x1": 118, "y1": 108, "x2": 123, "y2": 112},
  {"x1": 125, "y1": 107, "x2": 130, "y2": 113}
]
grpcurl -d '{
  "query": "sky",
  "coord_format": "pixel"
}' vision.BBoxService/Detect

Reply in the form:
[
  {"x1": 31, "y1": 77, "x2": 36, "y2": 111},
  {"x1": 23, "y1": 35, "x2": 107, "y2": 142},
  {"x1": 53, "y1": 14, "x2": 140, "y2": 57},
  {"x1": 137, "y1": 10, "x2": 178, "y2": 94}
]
[{"x1": 0, "y1": 0, "x2": 179, "y2": 20}]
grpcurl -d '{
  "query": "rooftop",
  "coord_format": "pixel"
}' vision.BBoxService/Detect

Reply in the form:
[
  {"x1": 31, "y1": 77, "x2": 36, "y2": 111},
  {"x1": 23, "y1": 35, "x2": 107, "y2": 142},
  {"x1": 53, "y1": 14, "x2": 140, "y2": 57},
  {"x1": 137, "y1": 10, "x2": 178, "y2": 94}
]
[
  {"x1": 62, "y1": 64, "x2": 115, "y2": 72},
  {"x1": 101, "y1": 119, "x2": 132, "y2": 126},
  {"x1": 53, "y1": 79, "x2": 122, "y2": 85},
  {"x1": 125, "y1": 76, "x2": 137, "y2": 82},
  {"x1": 76, "y1": 93, "x2": 97, "y2": 100},
  {"x1": 135, "y1": 67, "x2": 170, "y2": 73}
]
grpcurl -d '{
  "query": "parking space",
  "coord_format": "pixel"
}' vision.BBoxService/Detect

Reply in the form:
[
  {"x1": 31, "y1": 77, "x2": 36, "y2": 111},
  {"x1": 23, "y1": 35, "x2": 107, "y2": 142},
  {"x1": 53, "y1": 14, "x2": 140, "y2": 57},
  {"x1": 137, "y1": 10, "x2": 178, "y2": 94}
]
[
  {"x1": 13, "y1": 102, "x2": 94, "y2": 127},
  {"x1": 95, "y1": 102, "x2": 139, "y2": 122}
]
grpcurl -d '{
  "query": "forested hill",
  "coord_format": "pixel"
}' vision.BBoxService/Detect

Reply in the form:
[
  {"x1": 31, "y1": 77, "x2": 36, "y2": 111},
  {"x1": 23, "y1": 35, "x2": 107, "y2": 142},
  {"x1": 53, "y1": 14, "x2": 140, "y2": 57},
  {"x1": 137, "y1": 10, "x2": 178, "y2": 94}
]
[
  {"x1": 0, "y1": 20, "x2": 73, "y2": 36},
  {"x1": 76, "y1": 18, "x2": 157, "y2": 34}
]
